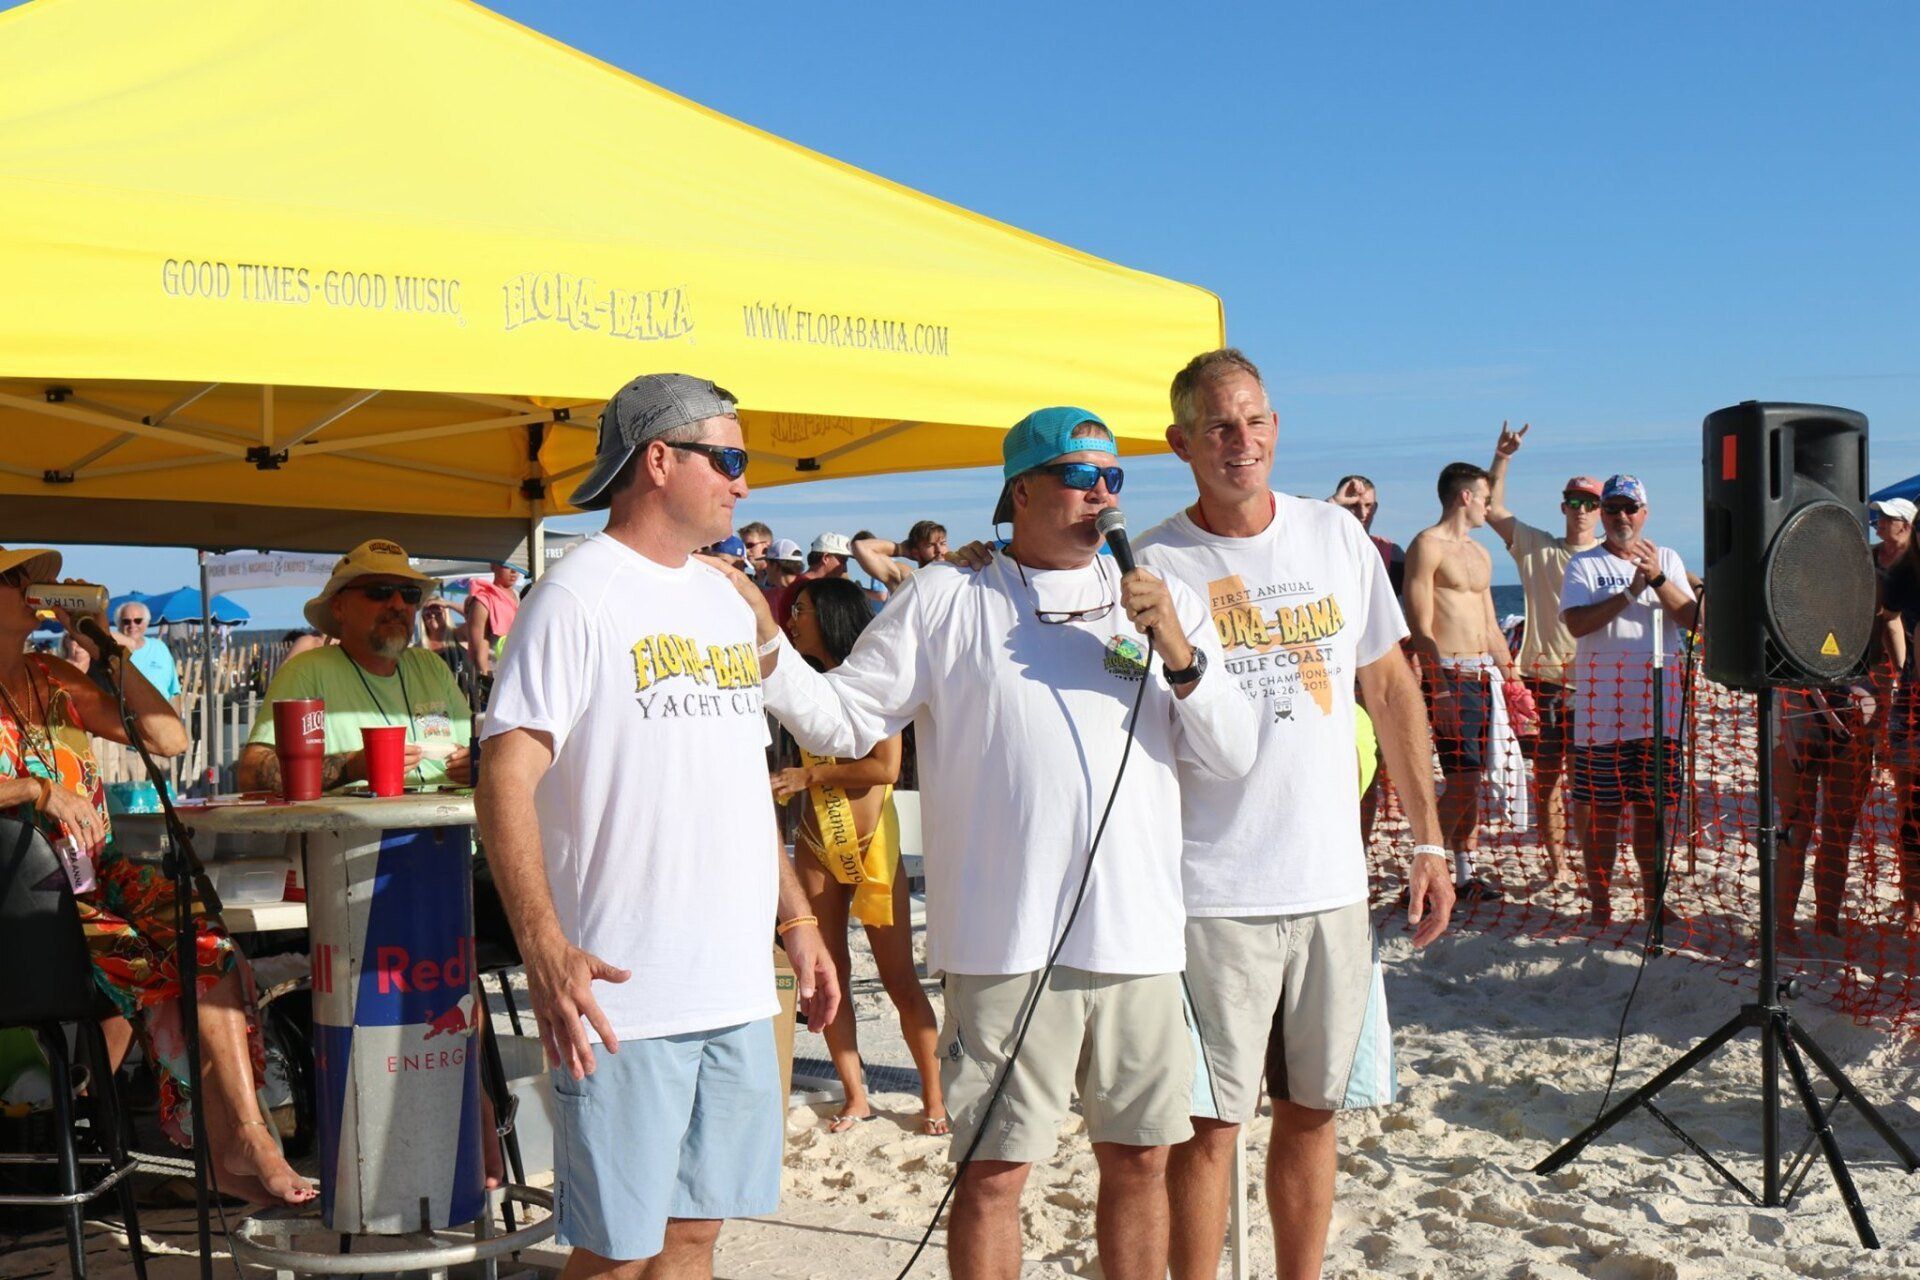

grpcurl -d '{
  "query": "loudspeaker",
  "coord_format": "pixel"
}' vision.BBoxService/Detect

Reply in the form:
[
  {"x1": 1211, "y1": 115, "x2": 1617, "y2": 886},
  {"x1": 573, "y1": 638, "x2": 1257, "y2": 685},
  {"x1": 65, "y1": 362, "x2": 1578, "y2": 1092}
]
[{"x1": 1702, "y1": 401, "x2": 1875, "y2": 689}]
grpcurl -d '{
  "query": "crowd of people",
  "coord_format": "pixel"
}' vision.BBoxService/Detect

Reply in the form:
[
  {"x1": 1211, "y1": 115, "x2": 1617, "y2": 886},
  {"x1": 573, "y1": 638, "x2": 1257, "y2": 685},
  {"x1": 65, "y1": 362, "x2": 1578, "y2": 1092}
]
[{"x1": 1, "y1": 350, "x2": 1916, "y2": 1279}]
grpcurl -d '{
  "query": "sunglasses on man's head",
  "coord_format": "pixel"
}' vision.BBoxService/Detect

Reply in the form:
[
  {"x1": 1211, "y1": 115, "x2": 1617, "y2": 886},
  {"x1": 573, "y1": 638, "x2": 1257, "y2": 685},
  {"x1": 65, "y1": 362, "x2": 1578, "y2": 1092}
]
[
  {"x1": 1601, "y1": 501, "x2": 1642, "y2": 516},
  {"x1": 1035, "y1": 462, "x2": 1125, "y2": 496},
  {"x1": 354, "y1": 584, "x2": 426, "y2": 605},
  {"x1": 1561, "y1": 494, "x2": 1599, "y2": 511},
  {"x1": 668, "y1": 442, "x2": 749, "y2": 480}
]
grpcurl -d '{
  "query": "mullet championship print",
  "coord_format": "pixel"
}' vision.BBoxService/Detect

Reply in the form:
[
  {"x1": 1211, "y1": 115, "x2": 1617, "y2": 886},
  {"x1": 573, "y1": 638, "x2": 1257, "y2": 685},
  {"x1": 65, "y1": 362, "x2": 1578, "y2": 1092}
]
[{"x1": 1209, "y1": 574, "x2": 1347, "y2": 720}]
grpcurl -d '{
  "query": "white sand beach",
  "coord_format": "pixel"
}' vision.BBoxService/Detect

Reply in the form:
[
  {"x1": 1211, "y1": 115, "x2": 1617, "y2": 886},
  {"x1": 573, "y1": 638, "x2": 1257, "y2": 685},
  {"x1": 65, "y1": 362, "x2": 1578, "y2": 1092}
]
[{"x1": 8, "y1": 889, "x2": 1918, "y2": 1279}]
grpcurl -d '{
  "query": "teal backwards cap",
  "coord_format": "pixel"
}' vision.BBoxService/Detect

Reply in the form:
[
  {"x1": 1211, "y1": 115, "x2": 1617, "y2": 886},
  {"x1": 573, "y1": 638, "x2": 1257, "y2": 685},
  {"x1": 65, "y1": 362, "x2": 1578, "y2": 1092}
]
[{"x1": 992, "y1": 406, "x2": 1115, "y2": 524}]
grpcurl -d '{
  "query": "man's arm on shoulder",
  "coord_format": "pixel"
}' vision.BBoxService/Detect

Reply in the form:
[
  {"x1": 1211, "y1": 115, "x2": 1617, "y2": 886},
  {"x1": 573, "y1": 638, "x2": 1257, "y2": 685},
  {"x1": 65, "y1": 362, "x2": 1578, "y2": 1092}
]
[
  {"x1": 762, "y1": 567, "x2": 936, "y2": 758},
  {"x1": 851, "y1": 538, "x2": 911, "y2": 590}
]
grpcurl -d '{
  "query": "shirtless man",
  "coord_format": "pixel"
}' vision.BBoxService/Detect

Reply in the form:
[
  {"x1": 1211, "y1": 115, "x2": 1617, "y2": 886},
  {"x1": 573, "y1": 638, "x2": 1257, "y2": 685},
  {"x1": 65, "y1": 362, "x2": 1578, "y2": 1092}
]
[{"x1": 1404, "y1": 462, "x2": 1524, "y2": 898}]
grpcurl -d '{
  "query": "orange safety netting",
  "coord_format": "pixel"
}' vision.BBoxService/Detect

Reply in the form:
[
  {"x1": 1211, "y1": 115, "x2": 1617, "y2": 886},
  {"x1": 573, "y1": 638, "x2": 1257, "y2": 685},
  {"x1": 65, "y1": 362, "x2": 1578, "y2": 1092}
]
[{"x1": 1366, "y1": 654, "x2": 1920, "y2": 1033}]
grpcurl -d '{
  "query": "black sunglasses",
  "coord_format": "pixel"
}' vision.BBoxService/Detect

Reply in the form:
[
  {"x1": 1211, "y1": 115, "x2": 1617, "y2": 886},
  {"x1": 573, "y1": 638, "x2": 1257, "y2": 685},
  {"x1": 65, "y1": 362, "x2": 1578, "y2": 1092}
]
[
  {"x1": 1561, "y1": 494, "x2": 1599, "y2": 511},
  {"x1": 1034, "y1": 462, "x2": 1125, "y2": 496},
  {"x1": 1601, "y1": 501, "x2": 1643, "y2": 516},
  {"x1": 668, "y1": 442, "x2": 749, "y2": 480},
  {"x1": 355, "y1": 584, "x2": 426, "y2": 605}
]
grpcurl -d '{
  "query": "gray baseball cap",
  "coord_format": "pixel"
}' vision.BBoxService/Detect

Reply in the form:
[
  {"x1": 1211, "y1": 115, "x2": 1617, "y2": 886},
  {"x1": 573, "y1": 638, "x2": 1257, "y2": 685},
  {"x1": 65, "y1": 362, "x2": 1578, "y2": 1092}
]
[{"x1": 569, "y1": 373, "x2": 739, "y2": 511}]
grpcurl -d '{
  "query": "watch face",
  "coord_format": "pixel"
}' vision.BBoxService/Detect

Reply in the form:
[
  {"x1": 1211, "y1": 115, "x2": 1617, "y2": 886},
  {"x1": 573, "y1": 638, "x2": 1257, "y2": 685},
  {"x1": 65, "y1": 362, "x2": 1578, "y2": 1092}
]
[{"x1": 1168, "y1": 649, "x2": 1207, "y2": 684}]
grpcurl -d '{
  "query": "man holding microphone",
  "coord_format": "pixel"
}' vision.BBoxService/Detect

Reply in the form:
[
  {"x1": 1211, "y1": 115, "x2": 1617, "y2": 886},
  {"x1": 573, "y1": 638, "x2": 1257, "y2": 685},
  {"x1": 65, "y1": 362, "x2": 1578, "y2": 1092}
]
[{"x1": 740, "y1": 407, "x2": 1257, "y2": 1280}]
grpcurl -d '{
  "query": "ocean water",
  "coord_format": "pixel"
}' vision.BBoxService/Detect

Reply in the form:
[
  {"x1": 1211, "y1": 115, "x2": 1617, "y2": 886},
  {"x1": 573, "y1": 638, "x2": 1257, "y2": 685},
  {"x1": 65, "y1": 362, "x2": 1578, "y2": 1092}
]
[{"x1": 1492, "y1": 583, "x2": 1525, "y2": 621}]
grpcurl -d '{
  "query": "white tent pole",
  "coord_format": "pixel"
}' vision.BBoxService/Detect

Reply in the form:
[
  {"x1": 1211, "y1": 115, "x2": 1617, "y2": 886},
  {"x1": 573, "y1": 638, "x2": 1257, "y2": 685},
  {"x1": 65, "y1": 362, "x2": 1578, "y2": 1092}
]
[
  {"x1": 198, "y1": 550, "x2": 216, "y2": 795},
  {"x1": 528, "y1": 420, "x2": 547, "y2": 581}
]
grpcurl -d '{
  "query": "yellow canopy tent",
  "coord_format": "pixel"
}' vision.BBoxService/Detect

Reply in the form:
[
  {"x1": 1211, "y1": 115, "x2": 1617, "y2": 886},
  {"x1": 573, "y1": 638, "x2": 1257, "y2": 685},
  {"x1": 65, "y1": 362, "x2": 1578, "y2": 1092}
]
[{"x1": 0, "y1": 0, "x2": 1222, "y2": 559}]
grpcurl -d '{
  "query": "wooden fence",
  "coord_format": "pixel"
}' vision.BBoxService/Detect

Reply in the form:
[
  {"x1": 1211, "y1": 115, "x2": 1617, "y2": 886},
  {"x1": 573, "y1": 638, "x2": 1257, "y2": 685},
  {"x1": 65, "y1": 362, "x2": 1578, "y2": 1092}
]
[{"x1": 90, "y1": 628, "x2": 296, "y2": 793}]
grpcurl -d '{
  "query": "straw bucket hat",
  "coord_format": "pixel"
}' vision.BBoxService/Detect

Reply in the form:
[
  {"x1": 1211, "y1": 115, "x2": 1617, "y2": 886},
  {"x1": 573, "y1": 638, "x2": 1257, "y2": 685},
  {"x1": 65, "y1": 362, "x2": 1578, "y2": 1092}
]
[
  {"x1": 302, "y1": 539, "x2": 437, "y2": 636},
  {"x1": 0, "y1": 546, "x2": 62, "y2": 583}
]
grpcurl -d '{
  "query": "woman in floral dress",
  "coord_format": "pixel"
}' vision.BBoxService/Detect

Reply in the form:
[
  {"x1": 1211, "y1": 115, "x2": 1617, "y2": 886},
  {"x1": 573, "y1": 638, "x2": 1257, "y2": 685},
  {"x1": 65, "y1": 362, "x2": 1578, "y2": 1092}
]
[{"x1": 0, "y1": 547, "x2": 312, "y2": 1205}]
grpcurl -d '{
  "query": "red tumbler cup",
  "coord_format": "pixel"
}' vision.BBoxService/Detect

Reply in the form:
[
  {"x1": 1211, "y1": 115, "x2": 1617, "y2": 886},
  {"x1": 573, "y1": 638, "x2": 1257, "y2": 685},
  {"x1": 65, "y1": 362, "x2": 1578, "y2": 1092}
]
[
  {"x1": 361, "y1": 725, "x2": 407, "y2": 797},
  {"x1": 271, "y1": 698, "x2": 327, "y2": 801}
]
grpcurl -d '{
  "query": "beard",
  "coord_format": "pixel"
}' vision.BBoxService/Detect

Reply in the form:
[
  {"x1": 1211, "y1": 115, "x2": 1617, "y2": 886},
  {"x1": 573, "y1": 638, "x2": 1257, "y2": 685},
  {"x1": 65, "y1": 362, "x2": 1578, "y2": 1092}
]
[{"x1": 367, "y1": 624, "x2": 410, "y2": 662}]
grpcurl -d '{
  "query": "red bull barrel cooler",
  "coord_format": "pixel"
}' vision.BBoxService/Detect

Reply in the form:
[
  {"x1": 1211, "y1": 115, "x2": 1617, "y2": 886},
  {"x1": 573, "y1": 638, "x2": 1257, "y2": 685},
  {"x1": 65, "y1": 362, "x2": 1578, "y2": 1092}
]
[{"x1": 186, "y1": 795, "x2": 487, "y2": 1234}]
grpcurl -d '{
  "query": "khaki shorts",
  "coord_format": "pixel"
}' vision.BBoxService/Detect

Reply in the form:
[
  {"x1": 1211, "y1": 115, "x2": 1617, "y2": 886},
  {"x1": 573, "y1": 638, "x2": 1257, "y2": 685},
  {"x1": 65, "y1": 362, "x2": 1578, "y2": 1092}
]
[
  {"x1": 1183, "y1": 902, "x2": 1396, "y2": 1123},
  {"x1": 939, "y1": 968, "x2": 1193, "y2": 1164}
]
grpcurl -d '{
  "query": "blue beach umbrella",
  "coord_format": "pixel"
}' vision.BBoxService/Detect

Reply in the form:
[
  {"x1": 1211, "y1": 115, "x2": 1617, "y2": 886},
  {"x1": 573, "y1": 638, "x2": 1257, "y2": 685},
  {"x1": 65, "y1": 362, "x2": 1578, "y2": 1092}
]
[
  {"x1": 116, "y1": 587, "x2": 250, "y2": 625},
  {"x1": 1870, "y1": 472, "x2": 1920, "y2": 508}
]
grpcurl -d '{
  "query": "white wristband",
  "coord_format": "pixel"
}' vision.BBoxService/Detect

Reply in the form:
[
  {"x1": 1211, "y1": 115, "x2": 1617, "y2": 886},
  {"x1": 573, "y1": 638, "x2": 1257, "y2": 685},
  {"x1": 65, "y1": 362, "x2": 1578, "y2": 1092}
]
[
  {"x1": 1411, "y1": 844, "x2": 1449, "y2": 862},
  {"x1": 757, "y1": 632, "x2": 783, "y2": 658}
]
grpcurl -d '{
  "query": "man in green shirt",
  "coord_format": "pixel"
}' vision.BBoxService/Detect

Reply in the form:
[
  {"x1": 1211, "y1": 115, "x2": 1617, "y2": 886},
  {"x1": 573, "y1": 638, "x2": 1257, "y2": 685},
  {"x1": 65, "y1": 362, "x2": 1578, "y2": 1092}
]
[{"x1": 238, "y1": 539, "x2": 473, "y2": 792}]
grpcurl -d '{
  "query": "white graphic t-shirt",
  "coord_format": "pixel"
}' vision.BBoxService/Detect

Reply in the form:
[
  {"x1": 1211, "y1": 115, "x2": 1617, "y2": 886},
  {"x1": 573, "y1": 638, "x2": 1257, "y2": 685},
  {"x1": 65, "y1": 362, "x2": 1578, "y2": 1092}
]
[
  {"x1": 483, "y1": 534, "x2": 778, "y2": 1040},
  {"x1": 1559, "y1": 542, "x2": 1694, "y2": 746},
  {"x1": 1139, "y1": 496, "x2": 1408, "y2": 915},
  {"x1": 762, "y1": 555, "x2": 1256, "y2": 977}
]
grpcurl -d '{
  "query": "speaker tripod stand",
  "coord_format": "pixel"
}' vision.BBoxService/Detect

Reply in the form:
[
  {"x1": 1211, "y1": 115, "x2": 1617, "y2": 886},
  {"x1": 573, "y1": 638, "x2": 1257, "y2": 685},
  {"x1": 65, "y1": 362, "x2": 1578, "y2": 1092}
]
[{"x1": 1534, "y1": 687, "x2": 1917, "y2": 1248}]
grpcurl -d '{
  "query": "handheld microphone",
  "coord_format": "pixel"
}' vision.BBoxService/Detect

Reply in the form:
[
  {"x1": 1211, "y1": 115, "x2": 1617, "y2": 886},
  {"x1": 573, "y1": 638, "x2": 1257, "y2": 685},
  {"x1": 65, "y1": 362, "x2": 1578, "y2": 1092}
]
[
  {"x1": 76, "y1": 615, "x2": 126, "y2": 661},
  {"x1": 1095, "y1": 507, "x2": 1135, "y2": 576}
]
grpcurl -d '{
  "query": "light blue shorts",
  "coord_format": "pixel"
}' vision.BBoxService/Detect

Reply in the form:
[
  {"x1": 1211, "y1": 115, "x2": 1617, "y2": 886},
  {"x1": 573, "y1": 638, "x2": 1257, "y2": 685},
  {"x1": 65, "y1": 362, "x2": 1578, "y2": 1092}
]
[{"x1": 549, "y1": 1019, "x2": 781, "y2": 1261}]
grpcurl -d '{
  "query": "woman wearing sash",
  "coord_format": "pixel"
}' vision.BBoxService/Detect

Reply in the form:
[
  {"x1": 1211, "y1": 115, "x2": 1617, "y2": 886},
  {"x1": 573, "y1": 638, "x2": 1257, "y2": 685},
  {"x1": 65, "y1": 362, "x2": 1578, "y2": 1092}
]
[{"x1": 770, "y1": 578, "x2": 947, "y2": 1135}]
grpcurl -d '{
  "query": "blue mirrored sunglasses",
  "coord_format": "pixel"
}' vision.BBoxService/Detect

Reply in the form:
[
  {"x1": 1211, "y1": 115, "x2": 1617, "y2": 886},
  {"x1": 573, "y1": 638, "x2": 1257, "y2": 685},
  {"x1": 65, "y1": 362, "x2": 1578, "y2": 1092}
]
[
  {"x1": 1036, "y1": 462, "x2": 1124, "y2": 495},
  {"x1": 668, "y1": 442, "x2": 749, "y2": 480}
]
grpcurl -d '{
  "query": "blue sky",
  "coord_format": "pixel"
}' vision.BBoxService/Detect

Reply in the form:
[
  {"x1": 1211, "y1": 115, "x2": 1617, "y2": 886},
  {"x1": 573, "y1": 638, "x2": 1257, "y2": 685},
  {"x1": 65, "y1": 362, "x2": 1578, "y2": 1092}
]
[{"x1": 30, "y1": 1, "x2": 1920, "y2": 625}]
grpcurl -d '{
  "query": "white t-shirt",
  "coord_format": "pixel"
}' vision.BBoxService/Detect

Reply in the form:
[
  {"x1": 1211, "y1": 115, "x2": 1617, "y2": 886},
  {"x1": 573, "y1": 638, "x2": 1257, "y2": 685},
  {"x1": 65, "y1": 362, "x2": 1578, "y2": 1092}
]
[
  {"x1": 1138, "y1": 496, "x2": 1409, "y2": 916},
  {"x1": 1560, "y1": 542, "x2": 1695, "y2": 746},
  {"x1": 762, "y1": 555, "x2": 1256, "y2": 977},
  {"x1": 482, "y1": 533, "x2": 778, "y2": 1040}
]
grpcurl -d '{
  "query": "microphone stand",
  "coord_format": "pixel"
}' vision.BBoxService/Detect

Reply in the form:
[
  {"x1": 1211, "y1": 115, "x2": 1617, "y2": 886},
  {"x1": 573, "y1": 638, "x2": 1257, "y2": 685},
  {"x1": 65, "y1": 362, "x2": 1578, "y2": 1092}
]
[
  {"x1": 1647, "y1": 590, "x2": 1670, "y2": 953},
  {"x1": 93, "y1": 633, "x2": 221, "y2": 1280}
]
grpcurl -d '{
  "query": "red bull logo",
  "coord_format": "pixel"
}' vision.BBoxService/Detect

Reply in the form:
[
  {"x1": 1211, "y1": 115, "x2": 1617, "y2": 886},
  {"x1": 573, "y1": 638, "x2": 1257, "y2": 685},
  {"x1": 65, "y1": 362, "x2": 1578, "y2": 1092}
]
[
  {"x1": 374, "y1": 936, "x2": 473, "y2": 995},
  {"x1": 424, "y1": 994, "x2": 479, "y2": 1041}
]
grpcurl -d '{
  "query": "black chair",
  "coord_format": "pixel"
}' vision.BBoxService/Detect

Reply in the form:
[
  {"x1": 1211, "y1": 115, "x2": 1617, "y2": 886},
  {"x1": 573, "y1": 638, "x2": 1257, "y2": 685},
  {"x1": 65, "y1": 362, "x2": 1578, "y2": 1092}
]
[{"x1": 0, "y1": 816, "x2": 148, "y2": 1280}]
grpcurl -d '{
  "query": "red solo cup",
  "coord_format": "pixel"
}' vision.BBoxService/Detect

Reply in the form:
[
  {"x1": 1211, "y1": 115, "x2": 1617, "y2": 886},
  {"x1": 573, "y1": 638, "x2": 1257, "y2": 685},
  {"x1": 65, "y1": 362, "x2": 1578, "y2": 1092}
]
[
  {"x1": 361, "y1": 725, "x2": 407, "y2": 797},
  {"x1": 271, "y1": 698, "x2": 327, "y2": 801}
]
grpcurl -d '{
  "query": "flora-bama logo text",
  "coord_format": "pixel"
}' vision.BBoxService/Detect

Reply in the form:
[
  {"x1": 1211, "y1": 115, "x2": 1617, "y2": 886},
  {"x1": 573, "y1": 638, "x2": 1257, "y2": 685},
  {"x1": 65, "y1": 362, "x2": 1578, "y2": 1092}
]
[{"x1": 502, "y1": 272, "x2": 692, "y2": 342}]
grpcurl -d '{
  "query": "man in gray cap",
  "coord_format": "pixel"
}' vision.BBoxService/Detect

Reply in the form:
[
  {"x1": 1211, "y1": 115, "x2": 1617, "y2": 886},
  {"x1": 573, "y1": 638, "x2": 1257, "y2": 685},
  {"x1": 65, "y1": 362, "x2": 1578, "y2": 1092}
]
[{"x1": 478, "y1": 373, "x2": 839, "y2": 1276}]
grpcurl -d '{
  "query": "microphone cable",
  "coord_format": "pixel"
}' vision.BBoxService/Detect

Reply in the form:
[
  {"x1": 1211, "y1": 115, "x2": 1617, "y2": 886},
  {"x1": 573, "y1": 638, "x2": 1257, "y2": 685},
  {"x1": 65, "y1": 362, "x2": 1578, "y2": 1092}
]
[
  {"x1": 1594, "y1": 580, "x2": 1704, "y2": 1123},
  {"x1": 891, "y1": 622, "x2": 1154, "y2": 1279}
]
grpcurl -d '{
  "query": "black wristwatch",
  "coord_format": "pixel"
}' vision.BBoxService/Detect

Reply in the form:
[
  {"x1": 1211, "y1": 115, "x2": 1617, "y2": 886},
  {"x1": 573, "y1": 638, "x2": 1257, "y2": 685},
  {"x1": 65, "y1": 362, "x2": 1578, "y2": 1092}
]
[
  {"x1": 1164, "y1": 649, "x2": 1207, "y2": 687},
  {"x1": 1646, "y1": 572, "x2": 1668, "y2": 590}
]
